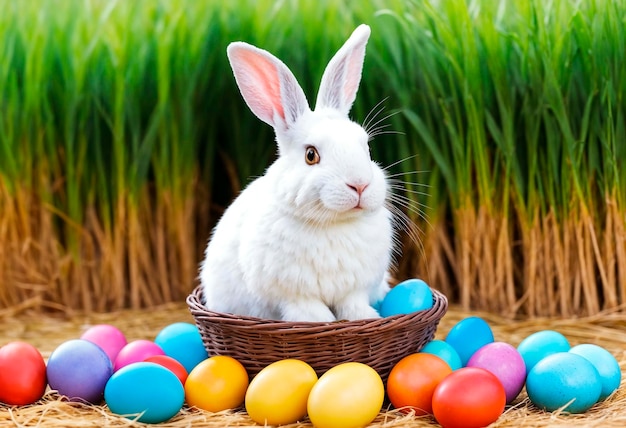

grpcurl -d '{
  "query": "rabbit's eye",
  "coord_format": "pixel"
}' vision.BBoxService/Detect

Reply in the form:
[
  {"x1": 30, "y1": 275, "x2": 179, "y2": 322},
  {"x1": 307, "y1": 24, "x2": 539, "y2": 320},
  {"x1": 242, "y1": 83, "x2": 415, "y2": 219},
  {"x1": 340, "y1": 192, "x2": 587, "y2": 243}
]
[{"x1": 305, "y1": 146, "x2": 320, "y2": 165}]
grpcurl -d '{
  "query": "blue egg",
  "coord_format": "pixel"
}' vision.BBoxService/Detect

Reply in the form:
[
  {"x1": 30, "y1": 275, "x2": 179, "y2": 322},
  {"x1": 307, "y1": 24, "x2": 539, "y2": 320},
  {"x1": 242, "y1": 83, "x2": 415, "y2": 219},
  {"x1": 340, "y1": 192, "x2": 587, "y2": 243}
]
[
  {"x1": 517, "y1": 330, "x2": 570, "y2": 375},
  {"x1": 154, "y1": 323, "x2": 208, "y2": 373},
  {"x1": 526, "y1": 352, "x2": 601, "y2": 413},
  {"x1": 444, "y1": 317, "x2": 494, "y2": 366},
  {"x1": 105, "y1": 362, "x2": 184, "y2": 424},
  {"x1": 379, "y1": 279, "x2": 433, "y2": 317},
  {"x1": 420, "y1": 339, "x2": 462, "y2": 370},
  {"x1": 47, "y1": 339, "x2": 113, "y2": 403},
  {"x1": 570, "y1": 344, "x2": 621, "y2": 401}
]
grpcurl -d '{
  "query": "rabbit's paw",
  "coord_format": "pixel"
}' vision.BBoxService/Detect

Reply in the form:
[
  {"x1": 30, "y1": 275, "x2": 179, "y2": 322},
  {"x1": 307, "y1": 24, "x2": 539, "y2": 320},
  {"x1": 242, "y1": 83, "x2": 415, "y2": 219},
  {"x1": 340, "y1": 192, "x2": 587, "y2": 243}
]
[
  {"x1": 281, "y1": 300, "x2": 336, "y2": 323},
  {"x1": 335, "y1": 294, "x2": 382, "y2": 321},
  {"x1": 370, "y1": 277, "x2": 391, "y2": 306}
]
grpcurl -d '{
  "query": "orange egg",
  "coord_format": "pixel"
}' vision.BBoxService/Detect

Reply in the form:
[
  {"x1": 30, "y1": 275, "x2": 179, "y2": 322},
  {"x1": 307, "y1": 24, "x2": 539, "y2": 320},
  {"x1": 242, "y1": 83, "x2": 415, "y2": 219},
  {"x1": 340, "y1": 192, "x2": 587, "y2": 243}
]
[
  {"x1": 387, "y1": 353, "x2": 452, "y2": 415},
  {"x1": 184, "y1": 356, "x2": 249, "y2": 412}
]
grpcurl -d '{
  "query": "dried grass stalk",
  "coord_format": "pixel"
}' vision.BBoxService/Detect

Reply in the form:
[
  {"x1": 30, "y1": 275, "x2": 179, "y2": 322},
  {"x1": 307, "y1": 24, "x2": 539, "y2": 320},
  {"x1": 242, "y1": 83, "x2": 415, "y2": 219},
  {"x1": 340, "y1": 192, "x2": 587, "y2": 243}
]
[{"x1": 2, "y1": 304, "x2": 625, "y2": 427}]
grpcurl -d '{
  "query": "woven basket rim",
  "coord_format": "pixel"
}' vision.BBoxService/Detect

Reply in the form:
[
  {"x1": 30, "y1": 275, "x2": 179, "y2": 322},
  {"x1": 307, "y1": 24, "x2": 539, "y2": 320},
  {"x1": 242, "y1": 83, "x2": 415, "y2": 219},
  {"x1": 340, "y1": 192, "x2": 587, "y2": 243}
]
[{"x1": 186, "y1": 284, "x2": 448, "y2": 332}]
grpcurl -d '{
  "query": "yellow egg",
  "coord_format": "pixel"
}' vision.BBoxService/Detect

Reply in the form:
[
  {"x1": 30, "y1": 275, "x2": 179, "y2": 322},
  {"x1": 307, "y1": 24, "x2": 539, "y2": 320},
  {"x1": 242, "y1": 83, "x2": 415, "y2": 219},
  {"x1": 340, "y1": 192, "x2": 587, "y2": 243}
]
[
  {"x1": 184, "y1": 355, "x2": 249, "y2": 412},
  {"x1": 245, "y1": 359, "x2": 318, "y2": 425},
  {"x1": 307, "y1": 362, "x2": 384, "y2": 428}
]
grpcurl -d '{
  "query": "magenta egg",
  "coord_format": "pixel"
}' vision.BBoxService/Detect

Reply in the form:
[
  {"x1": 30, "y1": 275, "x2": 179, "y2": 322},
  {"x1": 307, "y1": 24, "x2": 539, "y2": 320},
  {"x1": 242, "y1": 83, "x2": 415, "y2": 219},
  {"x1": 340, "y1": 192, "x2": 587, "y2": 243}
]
[
  {"x1": 114, "y1": 340, "x2": 165, "y2": 372},
  {"x1": 467, "y1": 342, "x2": 526, "y2": 403},
  {"x1": 81, "y1": 324, "x2": 127, "y2": 362}
]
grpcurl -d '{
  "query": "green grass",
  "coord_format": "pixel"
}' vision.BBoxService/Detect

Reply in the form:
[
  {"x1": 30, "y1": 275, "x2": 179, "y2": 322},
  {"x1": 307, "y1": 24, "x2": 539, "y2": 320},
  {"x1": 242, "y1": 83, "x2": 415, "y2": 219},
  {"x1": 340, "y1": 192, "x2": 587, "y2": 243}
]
[{"x1": 0, "y1": 0, "x2": 625, "y2": 313}]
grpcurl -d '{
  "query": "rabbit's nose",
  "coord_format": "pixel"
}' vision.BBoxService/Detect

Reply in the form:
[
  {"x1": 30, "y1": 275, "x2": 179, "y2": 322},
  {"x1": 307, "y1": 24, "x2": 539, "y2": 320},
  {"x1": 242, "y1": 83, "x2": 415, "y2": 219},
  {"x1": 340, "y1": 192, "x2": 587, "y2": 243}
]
[{"x1": 347, "y1": 183, "x2": 368, "y2": 196}]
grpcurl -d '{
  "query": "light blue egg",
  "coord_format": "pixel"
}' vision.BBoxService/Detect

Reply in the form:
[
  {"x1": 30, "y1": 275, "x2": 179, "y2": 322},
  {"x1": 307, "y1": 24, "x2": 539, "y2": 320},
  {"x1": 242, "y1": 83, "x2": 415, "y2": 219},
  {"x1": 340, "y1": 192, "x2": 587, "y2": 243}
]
[
  {"x1": 379, "y1": 279, "x2": 433, "y2": 317},
  {"x1": 155, "y1": 322, "x2": 208, "y2": 373},
  {"x1": 526, "y1": 352, "x2": 601, "y2": 413},
  {"x1": 420, "y1": 339, "x2": 463, "y2": 370},
  {"x1": 517, "y1": 330, "x2": 570, "y2": 375},
  {"x1": 444, "y1": 317, "x2": 494, "y2": 366},
  {"x1": 105, "y1": 362, "x2": 184, "y2": 424},
  {"x1": 570, "y1": 344, "x2": 621, "y2": 400}
]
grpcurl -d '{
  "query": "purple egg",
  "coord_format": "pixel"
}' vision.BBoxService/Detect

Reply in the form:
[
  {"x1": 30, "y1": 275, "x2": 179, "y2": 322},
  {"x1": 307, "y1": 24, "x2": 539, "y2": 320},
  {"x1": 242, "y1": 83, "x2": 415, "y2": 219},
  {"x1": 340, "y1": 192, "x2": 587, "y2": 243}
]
[
  {"x1": 81, "y1": 324, "x2": 127, "y2": 362},
  {"x1": 114, "y1": 340, "x2": 165, "y2": 372},
  {"x1": 46, "y1": 339, "x2": 113, "y2": 403},
  {"x1": 467, "y1": 342, "x2": 526, "y2": 403}
]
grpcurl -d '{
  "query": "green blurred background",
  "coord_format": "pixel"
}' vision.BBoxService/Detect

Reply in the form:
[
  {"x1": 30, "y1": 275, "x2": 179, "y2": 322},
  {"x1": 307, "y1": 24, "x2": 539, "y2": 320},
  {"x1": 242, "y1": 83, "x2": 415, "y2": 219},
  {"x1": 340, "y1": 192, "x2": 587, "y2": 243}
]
[{"x1": 1, "y1": 0, "x2": 624, "y2": 317}]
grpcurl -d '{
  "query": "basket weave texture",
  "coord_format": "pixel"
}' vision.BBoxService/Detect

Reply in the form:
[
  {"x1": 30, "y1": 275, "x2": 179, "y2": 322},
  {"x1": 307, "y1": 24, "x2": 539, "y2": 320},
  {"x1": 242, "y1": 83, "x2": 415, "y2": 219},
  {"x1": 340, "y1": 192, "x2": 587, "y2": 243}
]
[{"x1": 187, "y1": 285, "x2": 448, "y2": 381}]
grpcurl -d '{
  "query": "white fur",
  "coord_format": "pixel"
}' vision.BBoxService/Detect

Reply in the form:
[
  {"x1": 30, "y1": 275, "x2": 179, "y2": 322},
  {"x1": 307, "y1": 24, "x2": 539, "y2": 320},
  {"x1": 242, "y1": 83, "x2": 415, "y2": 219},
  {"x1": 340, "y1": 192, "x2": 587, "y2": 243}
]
[{"x1": 200, "y1": 25, "x2": 394, "y2": 321}]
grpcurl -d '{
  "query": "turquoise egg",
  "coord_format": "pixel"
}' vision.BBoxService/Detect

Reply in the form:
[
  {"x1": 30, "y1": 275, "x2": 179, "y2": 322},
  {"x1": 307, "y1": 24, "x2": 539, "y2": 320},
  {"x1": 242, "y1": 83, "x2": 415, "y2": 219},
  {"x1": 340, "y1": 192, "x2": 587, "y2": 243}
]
[
  {"x1": 517, "y1": 330, "x2": 570, "y2": 375},
  {"x1": 444, "y1": 317, "x2": 494, "y2": 366},
  {"x1": 155, "y1": 322, "x2": 209, "y2": 373},
  {"x1": 105, "y1": 362, "x2": 184, "y2": 424},
  {"x1": 526, "y1": 352, "x2": 601, "y2": 413},
  {"x1": 379, "y1": 279, "x2": 433, "y2": 317},
  {"x1": 570, "y1": 344, "x2": 621, "y2": 400},
  {"x1": 420, "y1": 340, "x2": 463, "y2": 370}
]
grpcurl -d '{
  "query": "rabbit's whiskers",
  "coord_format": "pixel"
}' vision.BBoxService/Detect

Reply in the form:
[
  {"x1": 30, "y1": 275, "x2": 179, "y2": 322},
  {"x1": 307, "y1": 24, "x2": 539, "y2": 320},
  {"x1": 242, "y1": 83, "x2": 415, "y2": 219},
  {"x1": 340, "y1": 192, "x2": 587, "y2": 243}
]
[{"x1": 363, "y1": 98, "x2": 404, "y2": 141}]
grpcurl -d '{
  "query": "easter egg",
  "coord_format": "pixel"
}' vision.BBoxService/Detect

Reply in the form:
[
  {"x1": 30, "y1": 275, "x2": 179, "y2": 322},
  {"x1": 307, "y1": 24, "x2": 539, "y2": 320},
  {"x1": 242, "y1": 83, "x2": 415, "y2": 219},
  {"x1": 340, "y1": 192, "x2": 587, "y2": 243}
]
[
  {"x1": 105, "y1": 362, "x2": 184, "y2": 423},
  {"x1": 185, "y1": 356, "x2": 249, "y2": 412},
  {"x1": 144, "y1": 355, "x2": 188, "y2": 385},
  {"x1": 47, "y1": 339, "x2": 113, "y2": 403},
  {"x1": 526, "y1": 352, "x2": 601, "y2": 413},
  {"x1": 0, "y1": 341, "x2": 47, "y2": 405},
  {"x1": 307, "y1": 362, "x2": 384, "y2": 428},
  {"x1": 80, "y1": 324, "x2": 127, "y2": 362},
  {"x1": 154, "y1": 322, "x2": 208, "y2": 373},
  {"x1": 114, "y1": 340, "x2": 165, "y2": 372},
  {"x1": 432, "y1": 367, "x2": 506, "y2": 428},
  {"x1": 445, "y1": 317, "x2": 494, "y2": 366},
  {"x1": 245, "y1": 359, "x2": 318, "y2": 425},
  {"x1": 420, "y1": 339, "x2": 463, "y2": 370},
  {"x1": 466, "y1": 342, "x2": 526, "y2": 403},
  {"x1": 387, "y1": 353, "x2": 452, "y2": 415},
  {"x1": 517, "y1": 330, "x2": 570, "y2": 375},
  {"x1": 380, "y1": 279, "x2": 433, "y2": 317},
  {"x1": 569, "y1": 344, "x2": 621, "y2": 401}
]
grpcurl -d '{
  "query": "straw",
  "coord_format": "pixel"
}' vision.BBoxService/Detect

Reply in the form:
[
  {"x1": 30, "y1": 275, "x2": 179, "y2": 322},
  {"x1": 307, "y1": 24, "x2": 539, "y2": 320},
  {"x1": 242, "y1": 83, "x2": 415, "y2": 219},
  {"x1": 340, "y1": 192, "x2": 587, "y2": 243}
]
[{"x1": 1, "y1": 304, "x2": 625, "y2": 427}]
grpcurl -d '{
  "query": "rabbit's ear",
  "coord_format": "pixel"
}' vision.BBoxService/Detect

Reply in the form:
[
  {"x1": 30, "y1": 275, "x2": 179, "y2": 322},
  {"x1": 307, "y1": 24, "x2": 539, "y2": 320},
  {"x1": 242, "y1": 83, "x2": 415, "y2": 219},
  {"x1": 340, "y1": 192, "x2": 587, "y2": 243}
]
[
  {"x1": 315, "y1": 24, "x2": 371, "y2": 116},
  {"x1": 227, "y1": 42, "x2": 309, "y2": 133}
]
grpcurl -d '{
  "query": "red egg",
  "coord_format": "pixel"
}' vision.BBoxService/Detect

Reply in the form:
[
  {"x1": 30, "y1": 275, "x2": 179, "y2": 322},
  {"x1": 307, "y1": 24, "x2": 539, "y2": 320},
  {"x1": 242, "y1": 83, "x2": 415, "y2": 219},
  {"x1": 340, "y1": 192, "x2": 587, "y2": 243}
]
[
  {"x1": 144, "y1": 355, "x2": 188, "y2": 385},
  {"x1": 0, "y1": 342, "x2": 47, "y2": 405},
  {"x1": 387, "y1": 353, "x2": 452, "y2": 415},
  {"x1": 432, "y1": 367, "x2": 506, "y2": 428}
]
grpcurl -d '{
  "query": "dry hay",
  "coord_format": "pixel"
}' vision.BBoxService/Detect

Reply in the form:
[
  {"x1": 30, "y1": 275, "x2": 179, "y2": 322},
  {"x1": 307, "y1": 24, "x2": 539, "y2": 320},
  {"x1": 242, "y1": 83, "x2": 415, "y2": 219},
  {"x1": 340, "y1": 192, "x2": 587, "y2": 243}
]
[{"x1": 1, "y1": 304, "x2": 626, "y2": 428}]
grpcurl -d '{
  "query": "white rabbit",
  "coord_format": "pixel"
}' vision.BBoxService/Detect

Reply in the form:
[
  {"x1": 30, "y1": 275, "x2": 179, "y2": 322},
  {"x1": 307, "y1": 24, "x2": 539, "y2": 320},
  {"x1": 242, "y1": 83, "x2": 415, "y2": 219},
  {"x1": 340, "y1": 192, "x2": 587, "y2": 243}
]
[{"x1": 200, "y1": 24, "x2": 394, "y2": 322}]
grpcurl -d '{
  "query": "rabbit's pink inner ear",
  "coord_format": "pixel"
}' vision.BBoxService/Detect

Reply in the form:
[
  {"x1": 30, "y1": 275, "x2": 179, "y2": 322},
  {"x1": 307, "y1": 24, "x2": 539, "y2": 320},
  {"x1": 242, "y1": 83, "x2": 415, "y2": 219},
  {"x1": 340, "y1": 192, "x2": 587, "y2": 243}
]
[
  {"x1": 343, "y1": 53, "x2": 362, "y2": 107},
  {"x1": 231, "y1": 49, "x2": 285, "y2": 125}
]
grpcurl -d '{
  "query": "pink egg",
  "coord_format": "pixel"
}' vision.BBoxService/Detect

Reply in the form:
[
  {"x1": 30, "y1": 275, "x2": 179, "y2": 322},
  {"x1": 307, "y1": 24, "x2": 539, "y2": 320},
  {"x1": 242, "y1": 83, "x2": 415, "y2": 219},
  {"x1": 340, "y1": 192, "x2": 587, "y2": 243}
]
[
  {"x1": 81, "y1": 324, "x2": 127, "y2": 362},
  {"x1": 114, "y1": 340, "x2": 165, "y2": 372},
  {"x1": 467, "y1": 342, "x2": 526, "y2": 403}
]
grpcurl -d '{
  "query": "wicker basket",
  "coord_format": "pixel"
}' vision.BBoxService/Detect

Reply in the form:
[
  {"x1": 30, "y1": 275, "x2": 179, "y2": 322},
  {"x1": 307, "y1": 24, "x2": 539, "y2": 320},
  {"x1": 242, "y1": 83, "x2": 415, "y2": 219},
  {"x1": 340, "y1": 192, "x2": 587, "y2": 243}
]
[{"x1": 187, "y1": 285, "x2": 448, "y2": 381}]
